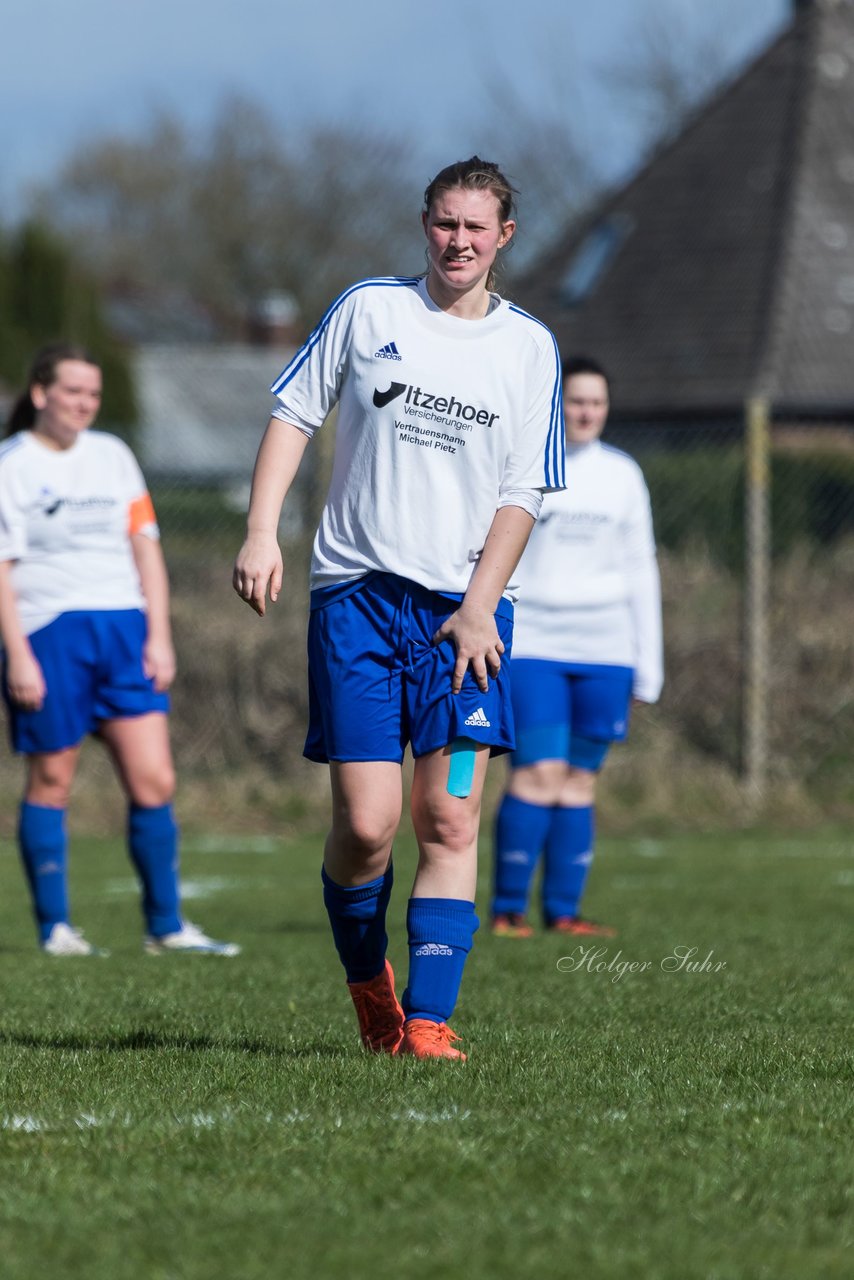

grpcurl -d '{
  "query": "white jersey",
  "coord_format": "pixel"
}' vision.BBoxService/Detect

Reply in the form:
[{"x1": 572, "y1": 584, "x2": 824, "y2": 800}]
[
  {"x1": 0, "y1": 429, "x2": 159, "y2": 636},
  {"x1": 271, "y1": 276, "x2": 565, "y2": 595},
  {"x1": 511, "y1": 440, "x2": 664, "y2": 703}
]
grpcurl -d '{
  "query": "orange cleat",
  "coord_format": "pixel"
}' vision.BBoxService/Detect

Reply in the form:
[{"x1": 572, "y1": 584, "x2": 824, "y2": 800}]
[
  {"x1": 547, "y1": 916, "x2": 617, "y2": 938},
  {"x1": 398, "y1": 1018, "x2": 467, "y2": 1061},
  {"x1": 492, "y1": 912, "x2": 534, "y2": 938},
  {"x1": 347, "y1": 959, "x2": 405, "y2": 1054}
]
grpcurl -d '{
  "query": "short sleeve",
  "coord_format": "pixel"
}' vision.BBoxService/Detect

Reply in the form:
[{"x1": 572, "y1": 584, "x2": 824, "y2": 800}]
[
  {"x1": 0, "y1": 450, "x2": 27, "y2": 562},
  {"x1": 112, "y1": 437, "x2": 160, "y2": 541},
  {"x1": 499, "y1": 331, "x2": 566, "y2": 499},
  {"x1": 269, "y1": 286, "x2": 356, "y2": 436}
]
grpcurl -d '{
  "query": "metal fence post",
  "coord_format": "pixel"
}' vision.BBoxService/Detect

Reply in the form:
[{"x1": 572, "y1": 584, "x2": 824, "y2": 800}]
[{"x1": 743, "y1": 396, "x2": 771, "y2": 796}]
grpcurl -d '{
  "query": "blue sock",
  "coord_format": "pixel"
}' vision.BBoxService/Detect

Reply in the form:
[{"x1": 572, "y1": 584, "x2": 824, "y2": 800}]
[
  {"x1": 18, "y1": 802, "x2": 69, "y2": 942},
  {"x1": 322, "y1": 864, "x2": 393, "y2": 984},
  {"x1": 492, "y1": 793, "x2": 552, "y2": 916},
  {"x1": 542, "y1": 805, "x2": 595, "y2": 922},
  {"x1": 402, "y1": 898, "x2": 479, "y2": 1024},
  {"x1": 128, "y1": 803, "x2": 182, "y2": 937}
]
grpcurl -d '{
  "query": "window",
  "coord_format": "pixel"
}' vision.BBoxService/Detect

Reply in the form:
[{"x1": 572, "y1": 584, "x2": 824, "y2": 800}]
[{"x1": 559, "y1": 212, "x2": 635, "y2": 305}]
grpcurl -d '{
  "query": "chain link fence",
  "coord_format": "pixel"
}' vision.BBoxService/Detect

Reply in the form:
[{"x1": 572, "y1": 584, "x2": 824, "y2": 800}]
[{"x1": 2, "y1": 406, "x2": 852, "y2": 834}]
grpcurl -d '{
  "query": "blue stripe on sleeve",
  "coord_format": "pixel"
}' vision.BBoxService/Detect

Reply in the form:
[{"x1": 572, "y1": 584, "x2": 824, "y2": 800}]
[
  {"x1": 270, "y1": 276, "x2": 421, "y2": 396},
  {"x1": 508, "y1": 305, "x2": 566, "y2": 490}
]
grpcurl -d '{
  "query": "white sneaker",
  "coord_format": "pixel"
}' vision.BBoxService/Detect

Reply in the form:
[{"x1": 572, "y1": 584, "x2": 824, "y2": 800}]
[
  {"x1": 42, "y1": 923, "x2": 108, "y2": 957},
  {"x1": 144, "y1": 921, "x2": 240, "y2": 956}
]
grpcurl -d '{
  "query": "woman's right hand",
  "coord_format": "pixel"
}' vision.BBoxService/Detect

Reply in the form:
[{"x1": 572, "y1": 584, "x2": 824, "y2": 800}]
[
  {"x1": 6, "y1": 646, "x2": 46, "y2": 710},
  {"x1": 232, "y1": 532, "x2": 284, "y2": 617}
]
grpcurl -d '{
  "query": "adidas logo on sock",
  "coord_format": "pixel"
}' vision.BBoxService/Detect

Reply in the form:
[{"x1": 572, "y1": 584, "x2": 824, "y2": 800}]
[
  {"x1": 375, "y1": 340, "x2": 402, "y2": 361},
  {"x1": 414, "y1": 942, "x2": 454, "y2": 957},
  {"x1": 463, "y1": 707, "x2": 491, "y2": 728}
]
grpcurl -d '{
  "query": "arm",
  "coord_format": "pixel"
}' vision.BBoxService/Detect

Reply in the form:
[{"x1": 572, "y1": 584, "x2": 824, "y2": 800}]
[
  {"x1": 0, "y1": 560, "x2": 45, "y2": 710},
  {"x1": 623, "y1": 476, "x2": 664, "y2": 704},
  {"x1": 433, "y1": 504, "x2": 536, "y2": 695},
  {"x1": 233, "y1": 418, "x2": 311, "y2": 616},
  {"x1": 131, "y1": 533, "x2": 176, "y2": 692}
]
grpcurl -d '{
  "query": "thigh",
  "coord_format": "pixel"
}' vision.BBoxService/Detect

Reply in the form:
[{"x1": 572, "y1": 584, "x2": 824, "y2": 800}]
[
  {"x1": 99, "y1": 712, "x2": 174, "y2": 805},
  {"x1": 305, "y1": 583, "x2": 406, "y2": 764},
  {"x1": 508, "y1": 658, "x2": 572, "y2": 766}
]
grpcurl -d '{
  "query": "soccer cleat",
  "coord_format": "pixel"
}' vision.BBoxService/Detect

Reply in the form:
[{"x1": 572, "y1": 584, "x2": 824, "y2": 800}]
[
  {"x1": 41, "y1": 923, "x2": 108, "y2": 957},
  {"x1": 347, "y1": 960, "x2": 405, "y2": 1054},
  {"x1": 398, "y1": 1019, "x2": 467, "y2": 1061},
  {"x1": 492, "y1": 912, "x2": 534, "y2": 938},
  {"x1": 144, "y1": 921, "x2": 241, "y2": 956},
  {"x1": 547, "y1": 915, "x2": 617, "y2": 938}
]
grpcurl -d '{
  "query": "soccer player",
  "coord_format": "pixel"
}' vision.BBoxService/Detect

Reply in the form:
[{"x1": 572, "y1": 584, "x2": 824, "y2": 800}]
[
  {"x1": 233, "y1": 157, "x2": 564, "y2": 1059},
  {"x1": 0, "y1": 343, "x2": 239, "y2": 956},
  {"x1": 491, "y1": 356, "x2": 663, "y2": 938}
]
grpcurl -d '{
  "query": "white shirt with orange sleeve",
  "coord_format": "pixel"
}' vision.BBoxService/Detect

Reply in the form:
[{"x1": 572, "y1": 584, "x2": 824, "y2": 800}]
[{"x1": 0, "y1": 429, "x2": 159, "y2": 636}]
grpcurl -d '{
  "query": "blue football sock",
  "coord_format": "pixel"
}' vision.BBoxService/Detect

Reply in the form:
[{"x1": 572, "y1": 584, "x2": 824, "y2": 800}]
[
  {"x1": 491, "y1": 793, "x2": 552, "y2": 916},
  {"x1": 542, "y1": 804, "x2": 595, "y2": 922},
  {"x1": 402, "y1": 897, "x2": 479, "y2": 1024},
  {"x1": 18, "y1": 802, "x2": 69, "y2": 942},
  {"x1": 322, "y1": 864, "x2": 393, "y2": 984},
  {"x1": 128, "y1": 803, "x2": 182, "y2": 937}
]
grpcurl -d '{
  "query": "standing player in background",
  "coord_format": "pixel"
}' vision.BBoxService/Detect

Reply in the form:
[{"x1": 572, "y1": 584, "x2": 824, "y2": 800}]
[
  {"x1": 0, "y1": 343, "x2": 239, "y2": 956},
  {"x1": 491, "y1": 356, "x2": 663, "y2": 938},
  {"x1": 233, "y1": 157, "x2": 564, "y2": 1059}
]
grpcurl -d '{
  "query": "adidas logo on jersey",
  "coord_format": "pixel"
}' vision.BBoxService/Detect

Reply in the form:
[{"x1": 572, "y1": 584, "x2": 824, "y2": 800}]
[
  {"x1": 463, "y1": 707, "x2": 491, "y2": 728},
  {"x1": 414, "y1": 943, "x2": 454, "y2": 957},
  {"x1": 375, "y1": 340, "x2": 402, "y2": 361}
]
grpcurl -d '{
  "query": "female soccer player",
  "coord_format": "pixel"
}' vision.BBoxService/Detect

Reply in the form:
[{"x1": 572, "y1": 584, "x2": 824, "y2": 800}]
[
  {"x1": 233, "y1": 157, "x2": 564, "y2": 1059},
  {"x1": 491, "y1": 356, "x2": 663, "y2": 938},
  {"x1": 0, "y1": 343, "x2": 238, "y2": 956}
]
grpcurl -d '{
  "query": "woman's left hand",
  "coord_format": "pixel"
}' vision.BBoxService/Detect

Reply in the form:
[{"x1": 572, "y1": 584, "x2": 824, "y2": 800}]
[
  {"x1": 143, "y1": 637, "x2": 177, "y2": 692},
  {"x1": 433, "y1": 603, "x2": 504, "y2": 695}
]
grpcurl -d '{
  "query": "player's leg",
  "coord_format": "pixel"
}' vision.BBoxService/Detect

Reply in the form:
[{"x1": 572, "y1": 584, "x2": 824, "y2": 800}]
[
  {"x1": 19, "y1": 747, "x2": 88, "y2": 950},
  {"x1": 100, "y1": 712, "x2": 238, "y2": 955},
  {"x1": 307, "y1": 578, "x2": 410, "y2": 1051},
  {"x1": 542, "y1": 666, "x2": 633, "y2": 935},
  {"x1": 4, "y1": 613, "x2": 102, "y2": 954},
  {"x1": 492, "y1": 659, "x2": 571, "y2": 934},
  {"x1": 399, "y1": 743, "x2": 491, "y2": 1059}
]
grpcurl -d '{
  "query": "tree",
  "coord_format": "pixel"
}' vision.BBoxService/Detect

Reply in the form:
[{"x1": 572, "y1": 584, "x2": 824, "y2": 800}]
[
  {"x1": 0, "y1": 222, "x2": 136, "y2": 427},
  {"x1": 30, "y1": 98, "x2": 425, "y2": 339}
]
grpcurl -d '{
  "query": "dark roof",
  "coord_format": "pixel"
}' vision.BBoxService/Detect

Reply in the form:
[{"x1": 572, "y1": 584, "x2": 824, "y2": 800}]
[{"x1": 515, "y1": 0, "x2": 854, "y2": 417}]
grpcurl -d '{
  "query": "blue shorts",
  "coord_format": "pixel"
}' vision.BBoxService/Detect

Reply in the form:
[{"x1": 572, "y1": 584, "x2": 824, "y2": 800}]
[
  {"x1": 3, "y1": 610, "x2": 169, "y2": 755},
  {"x1": 509, "y1": 659, "x2": 634, "y2": 771},
  {"x1": 305, "y1": 573, "x2": 515, "y2": 763}
]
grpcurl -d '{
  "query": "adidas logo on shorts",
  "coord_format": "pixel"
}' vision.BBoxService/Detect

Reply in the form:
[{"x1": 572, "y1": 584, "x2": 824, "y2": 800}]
[
  {"x1": 414, "y1": 943, "x2": 454, "y2": 957},
  {"x1": 463, "y1": 707, "x2": 491, "y2": 728}
]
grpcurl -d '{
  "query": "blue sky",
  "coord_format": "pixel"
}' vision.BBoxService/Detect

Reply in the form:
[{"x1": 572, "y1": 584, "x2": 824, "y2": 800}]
[{"x1": 2, "y1": 0, "x2": 791, "y2": 220}]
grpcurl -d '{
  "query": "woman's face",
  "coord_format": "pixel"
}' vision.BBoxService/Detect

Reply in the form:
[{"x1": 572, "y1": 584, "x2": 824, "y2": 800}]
[
  {"x1": 563, "y1": 373, "x2": 609, "y2": 444},
  {"x1": 422, "y1": 186, "x2": 514, "y2": 297},
  {"x1": 31, "y1": 359, "x2": 102, "y2": 445}
]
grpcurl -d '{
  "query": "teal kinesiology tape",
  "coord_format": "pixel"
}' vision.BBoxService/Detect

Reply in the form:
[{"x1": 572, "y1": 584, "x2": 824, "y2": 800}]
[{"x1": 447, "y1": 737, "x2": 478, "y2": 798}]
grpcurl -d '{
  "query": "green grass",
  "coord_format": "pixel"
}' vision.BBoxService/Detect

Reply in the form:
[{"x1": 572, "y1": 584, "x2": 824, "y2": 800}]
[{"x1": 0, "y1": 827, "x2": 852, "y2": 1280}]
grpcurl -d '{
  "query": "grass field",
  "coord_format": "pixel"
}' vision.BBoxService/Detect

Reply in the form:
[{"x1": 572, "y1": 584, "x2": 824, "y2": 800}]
[{"x1": 0, "y1": 824, "x2": 852, "y2": 1279}]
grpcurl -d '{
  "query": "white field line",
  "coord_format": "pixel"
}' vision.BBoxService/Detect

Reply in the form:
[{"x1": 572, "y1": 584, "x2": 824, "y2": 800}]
[
  {"x1": 182, "y1": 836, "x2": 282, "y2": 855},
  {"x1": 1, "y1": 1106, "x2": 471, "y2": 1134},
  {"x1": 103, "y1": 875, "x2": 257, "y2": 900}
]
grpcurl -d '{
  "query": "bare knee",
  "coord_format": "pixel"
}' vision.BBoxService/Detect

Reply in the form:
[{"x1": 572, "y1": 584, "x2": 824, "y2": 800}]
[
  {"x1": 126, "y1": 765, "x2": 176, "y2": 809},
  {"x1": 25, "y1": 756, "x2": 76, "y2": 808},
  {"x1": 559, "y1": 767, "x2": 597, "y2": 807},
  {"x1": 328, "y1": 799, "x2": 399, "y2": 875},
  {"x1": 509, "y1": 761, "x2": 570, "y2": 806},
  {"x1": 412, "y1": 793, "x2": 480, "y2": 855}
]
